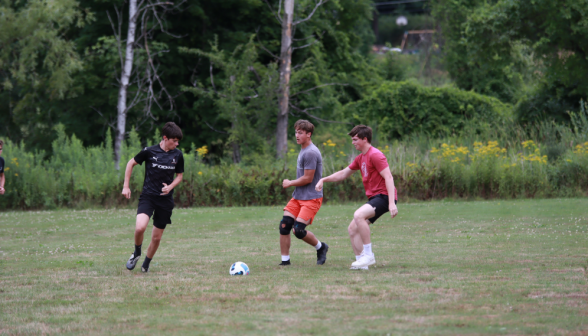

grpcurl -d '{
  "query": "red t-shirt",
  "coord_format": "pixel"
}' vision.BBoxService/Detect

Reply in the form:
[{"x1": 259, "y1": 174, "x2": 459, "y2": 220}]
[{"x1": 349, "y1": 146, "x2": 397, "y2": 200}]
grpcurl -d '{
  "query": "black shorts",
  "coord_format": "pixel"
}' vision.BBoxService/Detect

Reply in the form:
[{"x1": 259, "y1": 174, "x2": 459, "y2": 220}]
[
  {"x1": 137, "y1": 194, "x2": 175, "y2": 229},
  {"x1": 366, "y1": 194, "x2": 397, "y2": 224}
]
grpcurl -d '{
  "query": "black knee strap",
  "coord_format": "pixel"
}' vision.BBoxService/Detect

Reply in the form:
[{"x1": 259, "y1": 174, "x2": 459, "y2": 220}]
[
  {"x1": 279, "y1": 216, "x2": 295, "y2": 235},
  {"x1": 293, "y1": 222, "x2": 307, "y2": 239}
]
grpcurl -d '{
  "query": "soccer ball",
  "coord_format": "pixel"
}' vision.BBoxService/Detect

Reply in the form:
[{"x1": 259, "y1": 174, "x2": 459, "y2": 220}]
[{"x1": 229, "y1": 261, "x2": 250, "y2": 275}]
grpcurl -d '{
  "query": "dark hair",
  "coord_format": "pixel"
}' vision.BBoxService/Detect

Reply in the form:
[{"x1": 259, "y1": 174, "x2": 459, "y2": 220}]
[
  {"x1": 162, "y1": 122, "x2": 183, "y2": 140},
  {"x1": 294, "y1": 119, "x2": 314, "y2": 137},
  {"x1": 348, "y1": 125, "x2": 372, "y2": 143},
  {"x1": 0, "y1": 139, "x2": 3, "y2": 148}
]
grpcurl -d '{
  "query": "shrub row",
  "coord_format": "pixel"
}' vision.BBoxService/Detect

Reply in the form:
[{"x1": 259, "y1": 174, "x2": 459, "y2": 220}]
[
  {"x1": 345, "y1": 80, "x2": 513, "y2": 139},
  {"x1": 1, "y1": 125, "x2": 587, "y2": 210}
]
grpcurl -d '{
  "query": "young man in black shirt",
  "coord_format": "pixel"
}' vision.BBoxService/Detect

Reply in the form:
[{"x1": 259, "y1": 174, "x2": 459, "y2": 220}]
[{"x1": 122, "y1": 122, "x2": 185, "y2": 273}]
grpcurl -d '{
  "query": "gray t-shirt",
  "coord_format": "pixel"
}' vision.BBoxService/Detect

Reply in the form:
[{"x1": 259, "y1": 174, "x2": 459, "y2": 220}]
[{"x1": 292, "y1": 143, "x2": 323, "y2": 200}]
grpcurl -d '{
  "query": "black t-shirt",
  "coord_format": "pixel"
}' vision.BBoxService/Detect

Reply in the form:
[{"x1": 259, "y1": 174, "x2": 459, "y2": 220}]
[
  {"x1": 134, "y1": 145, "x2": 184, "y2": 197},
  {"x1": 0, "y1": 156, "x2": 4, "y2": 174}
]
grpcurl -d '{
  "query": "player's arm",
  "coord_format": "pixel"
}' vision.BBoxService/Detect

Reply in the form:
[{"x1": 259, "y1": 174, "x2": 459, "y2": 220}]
[
  {"x1": 161, "y1": 173, "x2": 183, "y2": 195},
  {"x1": 0, "y1": 172, "x2": 5, "y2": 195},
  {"x1": 122, "y1": 159, "x2": 139, "y2": 199},
  {"x1": 283, "y1": 169, "x2": 315, "y2": 188},
  {"x1": 379, "y1": 166, "x2": 398, "y2": 218},
  {"x1": 315, "y1": 167, "x2": 354, "y2": 192},
  {"x1": 161, "y1": 153, "x2": 185, "y2": 195}
]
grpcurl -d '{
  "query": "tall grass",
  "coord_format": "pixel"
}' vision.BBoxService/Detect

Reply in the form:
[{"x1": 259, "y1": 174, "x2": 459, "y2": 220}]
[{"x1": 1, "y1": 107, "x2": 587, "y2": 210}]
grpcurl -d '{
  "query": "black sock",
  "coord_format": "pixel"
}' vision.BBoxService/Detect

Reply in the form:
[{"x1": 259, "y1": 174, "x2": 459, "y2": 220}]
[
  {"x1": 134, "y1": 244, "x2": 141, "y2": 257},
  {"x1": 142, "y1": 256, "x2": 152, "y2": 269}
]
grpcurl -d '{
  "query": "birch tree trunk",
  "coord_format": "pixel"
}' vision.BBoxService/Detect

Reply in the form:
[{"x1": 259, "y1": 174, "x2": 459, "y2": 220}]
[
  {"x1": 114, "y1": 0, "x2": 138, "y2": 170},
  {"x1": 276, "y1": 0, "x2": 294, "y2": 159}
]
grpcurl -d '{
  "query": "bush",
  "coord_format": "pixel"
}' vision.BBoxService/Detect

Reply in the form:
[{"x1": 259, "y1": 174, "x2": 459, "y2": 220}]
[
  {"x1": 0, "y1": 126, "x2": 144, "y2": 209},
  {"x1": 345, "y1": 81, "x2": 513, "y2": 141},
  {"x1": 1, "y1": 116, "x2": 587, "y2": 210}
]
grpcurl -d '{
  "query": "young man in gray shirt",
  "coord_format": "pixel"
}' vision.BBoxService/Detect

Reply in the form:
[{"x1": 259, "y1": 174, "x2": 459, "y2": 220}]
[{"x1": 279, "y1": 120, "x2": 329, "y2": 266}]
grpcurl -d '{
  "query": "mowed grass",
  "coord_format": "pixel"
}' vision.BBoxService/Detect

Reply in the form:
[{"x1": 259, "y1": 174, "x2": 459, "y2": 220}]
[{"x1": 1, "y1": 199, "x2": 588, "y2": 335}]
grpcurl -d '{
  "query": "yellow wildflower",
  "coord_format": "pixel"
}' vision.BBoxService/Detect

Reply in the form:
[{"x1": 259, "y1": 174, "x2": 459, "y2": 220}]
[{"x1": 196, "y1": 145, "x2": 208, "y2": 157}]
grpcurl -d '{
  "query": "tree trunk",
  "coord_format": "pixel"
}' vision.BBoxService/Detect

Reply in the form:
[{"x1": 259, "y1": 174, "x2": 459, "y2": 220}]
[
  {"x1": 231, "y1": 122, "x2": 241, "y2": 164},
  {"x1": 114, "y1": 0, "x2": 138, "y2": 170},
  {"x1": 276, "y1": 0, "x2": 294, "y2": 159},
  {"x1": 373, "y1": 10, "x2": 379, "y2": 42},
  {"x1": 231, "y1": 138, "x2": 241, "y2": 164}
]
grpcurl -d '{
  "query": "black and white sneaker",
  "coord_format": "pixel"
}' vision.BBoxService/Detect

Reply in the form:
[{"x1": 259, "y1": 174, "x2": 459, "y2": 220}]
[
  {"x1": 316, "y1": 242, "x2": 329, "y2": 265},
  {"x1": 141, "y1": 266, "x2": 149, "y2": 273},
  {"x1": 126, "y1": 253, "x2": 141, "y2": 270},
  {"x1": 279, "y1": 260, "x2": 291, "y2": 266}
]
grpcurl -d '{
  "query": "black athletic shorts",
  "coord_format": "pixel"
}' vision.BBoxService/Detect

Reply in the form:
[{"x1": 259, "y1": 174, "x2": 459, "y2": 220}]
[
  {"x1": 137, "y1": 194, "x2": 175, "y2": 229},
  {"x1": 366, "y1": 194, "x2": 397, "y2": 224}
]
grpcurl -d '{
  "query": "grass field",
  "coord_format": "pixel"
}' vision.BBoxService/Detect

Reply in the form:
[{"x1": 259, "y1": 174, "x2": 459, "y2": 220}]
[{"x1": 1, "y1": 199, "x2": 588, "y2": 335}]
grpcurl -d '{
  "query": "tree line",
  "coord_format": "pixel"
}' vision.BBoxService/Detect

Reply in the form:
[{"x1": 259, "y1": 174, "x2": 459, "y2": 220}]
[{"x1": 1, "y1": 0, "x2": 586, "y2": 165}]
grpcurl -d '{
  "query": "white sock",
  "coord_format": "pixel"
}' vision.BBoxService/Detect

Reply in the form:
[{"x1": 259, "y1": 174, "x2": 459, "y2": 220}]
[
  {"x1": 363, "y1": 243, "x2": 373, "y2": 256},
  {"x1": 282, "y1": 255, "x2": 290, "y2": 262},
  {"x1": 314, "y1": 241, "x2": 322, "y2": 250},
  {"x1": 356, "y1": 255, "x2": 362, "y2": 261}
]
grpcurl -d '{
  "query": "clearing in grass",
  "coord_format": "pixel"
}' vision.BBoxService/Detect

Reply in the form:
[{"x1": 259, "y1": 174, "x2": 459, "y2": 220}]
[{"x1": 0, "y1": 199, "x2": 587, "y2": 335}]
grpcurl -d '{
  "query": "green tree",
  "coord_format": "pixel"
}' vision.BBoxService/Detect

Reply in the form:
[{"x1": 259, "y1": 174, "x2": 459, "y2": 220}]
[
  {"x1": 180, "y1": 36, "x2": 278, "y2": 163},
  {"x1": 0, "y1": 0, "x2": 93, "y2": 144},
  {"x1": 432, "y1": 0, "x2": 588, "y2": 119}
]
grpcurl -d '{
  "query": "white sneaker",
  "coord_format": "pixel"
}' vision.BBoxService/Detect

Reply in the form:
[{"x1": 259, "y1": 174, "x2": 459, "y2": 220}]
[
  {"x1": 350, "y1": 265, "x2": 369, "y2": 270},
  {"x1": 351, "y1": 254, "x2": 376, "y2": 268}
]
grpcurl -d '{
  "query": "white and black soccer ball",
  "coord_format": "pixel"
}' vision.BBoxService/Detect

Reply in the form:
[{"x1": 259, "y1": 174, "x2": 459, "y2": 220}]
[{"x1": 229, "y1": 261, "x2": 250, "y2": 275}]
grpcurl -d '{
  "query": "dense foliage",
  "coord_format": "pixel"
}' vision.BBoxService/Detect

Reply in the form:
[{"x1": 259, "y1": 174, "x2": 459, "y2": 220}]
[
  {"x1": 1, "y1": 0, "x2": 587, "y2": 209},
  {"x1": 344, "y1": 81, "x2": 512, "y2": 140},
  {"x1": 432, "y1": 0, "x2": 588, "y2": 121},
  {"x1": 0, "y1": 0, "x2": 376, "y2": 157},
  {"x1": 1, "y1": 111, "x2": 587, "y2": 210}
]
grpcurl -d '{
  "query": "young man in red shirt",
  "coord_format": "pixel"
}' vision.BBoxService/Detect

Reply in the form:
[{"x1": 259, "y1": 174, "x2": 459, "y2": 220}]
[{"x1": 316, "y1": 125, "x2": 398, "y2": 269}]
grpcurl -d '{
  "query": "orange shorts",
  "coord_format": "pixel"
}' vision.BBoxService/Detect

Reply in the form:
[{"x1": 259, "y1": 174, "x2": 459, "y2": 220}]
[{"x1": 283, "y1": 198, "x2": 323, "y2": 225}]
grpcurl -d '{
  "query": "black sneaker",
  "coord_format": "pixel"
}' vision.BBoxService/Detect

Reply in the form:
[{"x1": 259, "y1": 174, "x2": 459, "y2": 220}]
[
  {"x1": 279, "y1": 260, "x2": 291, "y2": 266},
  {"x1": 126, "y1": 252, "x2": 141, "y2": 270},
  {"x1": 316, "y1": 242, "x2": 329, "y2": 265}
]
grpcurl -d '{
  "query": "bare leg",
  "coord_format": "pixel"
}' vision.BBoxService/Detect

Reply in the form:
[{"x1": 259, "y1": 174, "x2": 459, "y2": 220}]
[
  {"x1": 280, "y1": 211, "x2": 295, "y2": 256},
  {"x1": 353, "y1": 204, "x2": 376, "y2": 245},
  {"x1": 280, "y1": 234, "x2": 291, "y2": 256},
  {"x1": 146, "y1": 226, "x2": 165, "y2": 259},
  {"x1": 134, "y1": 214, "x2": 150, "y2": 246},
  {"x1": 301, "y1": 230, "x2": 319, "y2": 246},
  {"x1": 348, "y1": 219, "x2": 364, "y2": 256}
]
